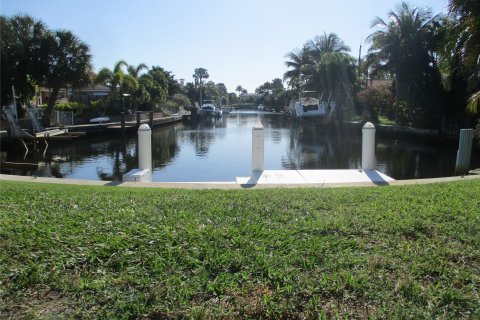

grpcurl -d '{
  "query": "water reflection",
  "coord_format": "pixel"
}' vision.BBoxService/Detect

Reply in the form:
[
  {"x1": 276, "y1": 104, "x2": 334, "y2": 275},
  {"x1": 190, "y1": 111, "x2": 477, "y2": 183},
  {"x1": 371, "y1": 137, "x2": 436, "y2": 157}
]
[
  {"x1": 179, "y1": 117, "x2": 227, "y2": 157},
  {"x1": 1, "y1": 112, "x2": 479, "y2": 181}
]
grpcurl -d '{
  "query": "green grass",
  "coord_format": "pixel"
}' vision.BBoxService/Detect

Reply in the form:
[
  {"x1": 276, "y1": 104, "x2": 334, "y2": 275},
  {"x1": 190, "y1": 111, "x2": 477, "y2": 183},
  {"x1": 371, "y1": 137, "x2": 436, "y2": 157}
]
[{"x1": 1, "y1": 180, "x2": 479, "y2": 319}]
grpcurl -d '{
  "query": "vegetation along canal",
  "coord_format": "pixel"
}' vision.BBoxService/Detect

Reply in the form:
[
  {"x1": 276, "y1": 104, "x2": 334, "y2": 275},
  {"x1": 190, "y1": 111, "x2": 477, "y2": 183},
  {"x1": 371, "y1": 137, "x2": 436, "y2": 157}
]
[{"x1": 1, "y1": 112, "x2": 478, "y2": 182}]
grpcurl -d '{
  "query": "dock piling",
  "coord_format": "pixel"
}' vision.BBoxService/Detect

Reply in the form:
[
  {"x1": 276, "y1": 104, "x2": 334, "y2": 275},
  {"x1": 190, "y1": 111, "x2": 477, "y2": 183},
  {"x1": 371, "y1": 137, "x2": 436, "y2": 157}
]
[
  {"x1": 252, "y1": 121, "x2": 264, "y2": 173},
  {"x1": 149, "y1": 112, "x2": 154, "y2": 128},
  {"x1": 455, "y1": 128, "x2": 473, "y2": 175},
  {"x1": 136, "y1": 111, "x2": 141, "y2": 128},
  {"x1": 138, "y1": 124, "x2": 152, "y2": 181},
  {"x1": 121, "y1": 112, "x2": 126, "y2": 135},
  {"x1": 122, "y1": 124, "x2": 152, "y2": 182},
  {"x1": 362, "y1": 122, "x2": 376, "y2": 170}
]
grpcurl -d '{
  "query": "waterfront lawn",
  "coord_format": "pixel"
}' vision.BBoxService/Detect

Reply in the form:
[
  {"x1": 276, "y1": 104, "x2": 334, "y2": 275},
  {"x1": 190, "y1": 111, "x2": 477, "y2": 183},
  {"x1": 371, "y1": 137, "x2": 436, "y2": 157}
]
[{"x1": 1, "y1": 180, "x2": 479, "y2": 319}]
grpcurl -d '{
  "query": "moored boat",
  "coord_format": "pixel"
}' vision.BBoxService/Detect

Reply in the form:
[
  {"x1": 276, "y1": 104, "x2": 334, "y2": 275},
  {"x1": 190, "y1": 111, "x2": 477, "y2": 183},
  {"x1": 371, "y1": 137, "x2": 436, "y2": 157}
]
[
  {"x1": 290, "y1": 91, "x2": 335, "y2": 120},
  {"x1": 201, "y1": 100, "x2": 216, "y2": 117}
]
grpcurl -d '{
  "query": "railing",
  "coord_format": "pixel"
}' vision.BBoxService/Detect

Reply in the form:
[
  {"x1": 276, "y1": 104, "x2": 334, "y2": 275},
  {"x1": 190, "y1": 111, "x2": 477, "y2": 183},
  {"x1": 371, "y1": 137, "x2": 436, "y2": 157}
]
[{"x1": 51, "y1": 110, "x2": 74, "y2": 126}]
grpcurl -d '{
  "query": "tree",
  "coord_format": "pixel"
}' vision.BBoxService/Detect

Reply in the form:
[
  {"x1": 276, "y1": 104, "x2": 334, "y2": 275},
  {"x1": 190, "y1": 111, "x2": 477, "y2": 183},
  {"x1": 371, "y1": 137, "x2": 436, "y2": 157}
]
[
  {"x1": 215, "y1": 83, "x2": 228, "y2": 105},
  {"x1": 184, "y1": 82, "x2": 196, "y2": 105},
  {"x1": 283, "y1": 33, "x2": 357, "y2": 122},
  {"x1": 138, "y1": 67, "x2": 168, "y2": 110},
  {"x1": 204, "y1": 81, "x2": 219, "y2": 102},
  {"x1": 307, "y1": 32, "x2": 351, "y2": 58},
  {"x1": 283, "y1": 47, "x2": 308, "y2": 93},
  {"x1": 302, "y1": 33, "x2": 354, "y2": 96},
  {"x1": 255, "y1": 78, "x2": 286, "y2": 111},
  {"x1": 193, "y1": 68, "x2": 209, "y2": 105},
  {"x1": 96, "y1": 60, "x2": 138, "y2": 113},
  {"x1": 0, "y1": 15, "x2": 50, "y2": 106},
  {"x1": 448, "y1": 0, "x2": 480, "y2": 115},
  {"x1": 127, "y1": 63, "x2": 148, "y2": 112},
  {"x1": 367, "y1": 2, "x2": 443, "y2": 127},
  {"x1": 236, "y1": 85, "x2": 247, "y2": 95},
  {"x1": 42, "y1": 30, "x2": 93, "y2": 124},
  {"x1": 228, "y1": 92, "x2": 239, "y2": 105}
]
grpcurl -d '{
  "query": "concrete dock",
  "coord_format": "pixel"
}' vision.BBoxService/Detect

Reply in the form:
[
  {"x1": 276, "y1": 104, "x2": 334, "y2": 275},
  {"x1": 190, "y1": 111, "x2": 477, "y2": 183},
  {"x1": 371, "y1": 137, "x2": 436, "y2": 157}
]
[
  {"x1": 2, "y1": 173, "x2": 479, "y2": 189},
  {"x1": 236, "y1": 169, "x2": 394, "y2": 185}
]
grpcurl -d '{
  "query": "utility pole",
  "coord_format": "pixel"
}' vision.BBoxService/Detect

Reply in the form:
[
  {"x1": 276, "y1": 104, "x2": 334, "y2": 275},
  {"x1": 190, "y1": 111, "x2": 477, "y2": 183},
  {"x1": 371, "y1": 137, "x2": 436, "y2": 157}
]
[{"x1": 358, "y1": 44, "x2": 362, "y2": 78}]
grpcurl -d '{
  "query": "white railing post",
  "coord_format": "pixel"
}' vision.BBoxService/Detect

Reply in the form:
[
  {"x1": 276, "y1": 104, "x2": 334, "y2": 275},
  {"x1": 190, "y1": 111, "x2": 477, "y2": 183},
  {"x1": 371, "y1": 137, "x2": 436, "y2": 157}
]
[
  {"x1": 362, "y1": 122, "x2": 376, "y2": 170},
  {"x1": 252, "y1": 121, "x2": 264, "y2": 172},
  {"x1": 455, "y1": 128, "x2": 473, "y2": 175}
]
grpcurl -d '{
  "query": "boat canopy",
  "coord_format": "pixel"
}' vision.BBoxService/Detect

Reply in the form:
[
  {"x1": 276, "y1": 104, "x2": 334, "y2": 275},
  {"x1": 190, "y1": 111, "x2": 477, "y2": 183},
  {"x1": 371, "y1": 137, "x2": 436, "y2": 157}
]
[{"x1": 300, "y1": 97, "x2": 319, "y2": 106}]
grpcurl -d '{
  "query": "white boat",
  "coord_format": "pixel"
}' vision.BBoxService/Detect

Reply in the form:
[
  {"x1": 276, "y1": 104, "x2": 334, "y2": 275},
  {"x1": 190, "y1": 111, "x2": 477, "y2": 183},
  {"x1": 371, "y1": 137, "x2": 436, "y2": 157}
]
[
  {"x1": 201, "y1": 100, "x2": 216, "y2": 116},
  {"x1": 89, "y1": 116, "x2": 110, "y2": 123},
  {"x1": 201, "y1": 100, "x2": 222, "y2": 117},
  {"x1": 290, "y1": 91, "x2": 335, "y2": 120}
]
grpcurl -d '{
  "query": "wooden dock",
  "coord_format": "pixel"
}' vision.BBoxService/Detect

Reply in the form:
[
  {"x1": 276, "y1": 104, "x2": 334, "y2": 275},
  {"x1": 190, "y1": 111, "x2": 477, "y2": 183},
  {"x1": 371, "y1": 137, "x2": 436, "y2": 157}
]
[{"x1": 236, "y1": 169, "x2": 394, "y2": 185}]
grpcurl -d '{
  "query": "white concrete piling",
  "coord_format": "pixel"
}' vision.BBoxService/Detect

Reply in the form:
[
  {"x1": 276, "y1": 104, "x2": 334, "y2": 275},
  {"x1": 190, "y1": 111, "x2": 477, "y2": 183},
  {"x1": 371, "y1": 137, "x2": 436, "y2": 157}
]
[
  {"x1": 362, "y1": 122, "x2": 376, "y2": 170},
  {"x1": 122, "y1": 124, "x2": 152, "y2": 182},
  {"x1": 455, "y1": 128, "x2": 474, "y2": 175},
  {"x1": 138, "y1": 124, "x2": 152, "y2": 178},
  {"x1": 252, "y1": 121, "x2": 264, "y2": 172}
]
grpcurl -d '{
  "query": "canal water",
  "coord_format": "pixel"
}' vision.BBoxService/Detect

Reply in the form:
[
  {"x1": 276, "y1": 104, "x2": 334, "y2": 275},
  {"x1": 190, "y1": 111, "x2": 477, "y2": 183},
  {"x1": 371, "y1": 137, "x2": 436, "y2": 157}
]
[{"x1": 2, "y1": 111, "x2": 479, "y2": 182}]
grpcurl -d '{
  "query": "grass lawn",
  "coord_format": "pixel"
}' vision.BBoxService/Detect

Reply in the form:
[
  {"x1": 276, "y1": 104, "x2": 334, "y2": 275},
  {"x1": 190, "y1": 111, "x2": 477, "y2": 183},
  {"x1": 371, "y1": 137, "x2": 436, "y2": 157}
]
[{"x1": 1, "y1": 179, "x2": 479, "y2": 319}]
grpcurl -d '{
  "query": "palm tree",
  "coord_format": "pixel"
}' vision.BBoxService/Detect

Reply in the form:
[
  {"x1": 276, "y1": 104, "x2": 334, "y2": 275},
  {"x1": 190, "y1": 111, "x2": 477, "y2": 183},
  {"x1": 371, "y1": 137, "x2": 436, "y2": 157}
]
[
  {"x1": 367, "y1": 2, "x2": 441, "y2": 125},
  {"x1": 235, "y1": 85, "x2": 247, "y2": 95},
  {"x1": 449, "y1": 0, "x2": 480, "y2": 114},
  {"x1": 283, "y1": 47, "x2": 308, "y2": 93},
  {"x1": 302, "y1": 33, "x2": 353, "y2": 92},
  {"x1": 96, "y1": 60, "x2": 138, "y2": 113},
  {"x1": 127, "y1": 63, "x2": 148, "y2": 112},
  {"x1": 42, "y1": 30, "x2": 94, "y2": 124},
  {"x1": 193, "y1": 68, "x2": 209, "y2": 105},
  {"x1": 306, "y1": 32, "x2": 351, "y2": 58},
  {"x1": 127, "y1": 63, "x2": 148, "y2": 78}
]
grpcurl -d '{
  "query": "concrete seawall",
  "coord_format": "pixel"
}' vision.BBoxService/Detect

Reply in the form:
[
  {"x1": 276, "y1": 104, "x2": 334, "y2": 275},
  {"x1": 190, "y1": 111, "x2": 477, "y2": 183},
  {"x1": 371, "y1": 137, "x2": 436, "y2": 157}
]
[{"x1": 0, "y1": 115, "x2": 183, "y2": 141}]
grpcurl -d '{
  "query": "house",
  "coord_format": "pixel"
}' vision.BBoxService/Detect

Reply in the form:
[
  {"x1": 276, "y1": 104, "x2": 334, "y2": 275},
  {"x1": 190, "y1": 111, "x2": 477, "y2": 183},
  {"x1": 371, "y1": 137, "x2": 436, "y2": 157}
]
[{"x1": 38, "y1": 85, "x2": 110, "y2": 106}]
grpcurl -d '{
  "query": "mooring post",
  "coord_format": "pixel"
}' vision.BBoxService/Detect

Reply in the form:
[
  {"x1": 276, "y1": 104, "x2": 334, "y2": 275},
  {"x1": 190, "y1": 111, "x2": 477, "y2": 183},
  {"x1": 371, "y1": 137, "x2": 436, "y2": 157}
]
[
  {"x1": 252, "y1": 121, "x2": 264, "y2": 173},
  {"x1": 136, "y1": 111, "x2": 141, "y2": 128},
  {"x1": 455, "y1": 128, "x2": 473, "y2": 175},
  {"x1": 121, "y1": 112, "x2": 126, "y2": 135},
  {"x1": 138, "y1": 124, "x2": 152, "y2": 182},
  {"x1": 362, "y1": 122, "x2": 376, "y2": 170},
  {"x1": 149, "y1": 111, "x2": 154, "y2": 128}
]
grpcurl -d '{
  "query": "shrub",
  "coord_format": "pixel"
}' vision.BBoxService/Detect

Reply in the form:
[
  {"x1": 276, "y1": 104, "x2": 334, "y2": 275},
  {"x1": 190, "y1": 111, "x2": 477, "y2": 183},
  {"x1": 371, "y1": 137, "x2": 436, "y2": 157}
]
[
  {"x1": 88, "y1": 98, "x2": 109, "y2": 116},
  {"x1": 356, "y1": 85, "x2": 394, "y2": 122},
  {"x1": 158, "y1": 100, "x2": 179, "y2": 113},
  {"x1": 171, "y1": 94, "x2": 191, "y2": 108},
  {"x1": 54, "y1": 101, "x2": 85, "y2": 114},
  {"x1": 392, "y1": 100, "x2": 411, "y2": 126}
]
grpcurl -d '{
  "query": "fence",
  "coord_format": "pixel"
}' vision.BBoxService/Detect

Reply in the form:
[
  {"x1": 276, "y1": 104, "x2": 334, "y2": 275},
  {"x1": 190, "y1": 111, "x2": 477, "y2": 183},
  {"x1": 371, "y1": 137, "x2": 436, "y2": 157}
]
[{"x1": 51, "y1": 110, "x2": 74, "y2": 126}]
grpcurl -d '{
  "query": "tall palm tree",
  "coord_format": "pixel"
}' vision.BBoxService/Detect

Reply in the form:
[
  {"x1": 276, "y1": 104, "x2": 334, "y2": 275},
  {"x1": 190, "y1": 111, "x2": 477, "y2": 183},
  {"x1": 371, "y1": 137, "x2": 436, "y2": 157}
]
[
  {"x1": 302, "y1": 33, "x2": 353, "y2": 93},
  {"x1": 448, "y1": 0, "x2": 480, "y2": 114},
  {"x1": 306, "y1": 32, "x2": 351, "y2": 58},
  {"x1": 367, "y1": 2, "x2": 441, "y2": 125},
  {"x1": 127, "y1": 63, "x2": 148, "y2": 112},
  {"x1": 235, "y1": 85, "x2": 247, "y2": 95},
  {"x1": 283, "y1": 47, "x2": 308, "y2": 93},
  {"x1": 193, "y1": 68, "x2": 209, "y2": 105}
]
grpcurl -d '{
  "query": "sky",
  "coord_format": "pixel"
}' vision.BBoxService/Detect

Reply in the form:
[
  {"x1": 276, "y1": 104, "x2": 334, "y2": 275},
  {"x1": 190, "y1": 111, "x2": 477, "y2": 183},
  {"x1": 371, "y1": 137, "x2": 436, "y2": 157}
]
[{"x1": 2, "y1": 0, "x2": 449, "y2": 93}]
